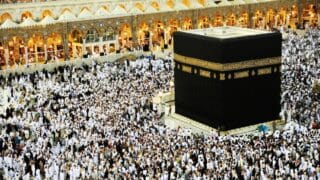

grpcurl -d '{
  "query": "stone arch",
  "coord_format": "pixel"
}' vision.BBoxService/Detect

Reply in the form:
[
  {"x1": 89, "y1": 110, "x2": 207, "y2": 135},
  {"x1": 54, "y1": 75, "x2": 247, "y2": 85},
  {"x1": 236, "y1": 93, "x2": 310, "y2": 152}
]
[
  {"x1": 198, "y1": 0, "x2": 205, "y2": 6},
  {"x1": 0, "y1": 41, "x2": 5, "y2": 67},
  {"x1": 41, "y1": 9, "x2": 54, "y2": 19},
  {"x1": 137, "y1": 21, "x2": 150, "y2": 45},
  {"x1": 182, "y1": 0, "x2": 190, "y2": 7},
  {"x1": 0, "y1": 12, "x2": 13, "y2": 24},
  {"x1": 266, "y1": 8, "x2": 276, "y2": 28},
  {"x1": 79, "y1": 7, "x2": 93, "y2": 15},
  {"x1": 21, "y1": 11, "x2": 33, "y2": 21},
  {"x1": 61, "y1": 8, "x2": 73, "y2": 14},
  {"x1": 252, "y1": 9, "x2": 265, "y2": 29},
  {"x1": 226, "y1": 13, "x2": 237, "y2": 26},
  {"x1": 198, "y1": 15, "x2": 210, "y2": 28},
  {"x1": 135, "y1": 2, "x2": 145, "y2": 12},
  {"x1": 69, "y1": 29, "x2": 84, "y2": 43},
  {"x1": 272, "y1": 6, "x2": 287, "y2": 28},
  {"x1": 68, "y1": 29, "x2": 84, "y2": 59},
  {"x1": 181, "y1": 17, "x2": 192, "y2": 30},
  {"x1": 85, "y1": 28, "x2": 100, "y2": 43},
  {"x1": 46, "y1": 32, "x2": 64, "y2": 60},
  {"x1": 102, "y1": 26, "x2": 116, "y2": 41},
  {"x1": 212, "y1": 12, "x2": 224, "y2": 27},
  {"x1": 151, "y1": 1, "x2": 160, "y2": 11},
  {"x1": 238, "y1": 11, "x2": 249, "y2": 28},
  {"x1": 7, "y1": 36, "x2": 26, "y2": 66},
  {"x1": 27, "y1": 34, "x2": 45, "y2": 63},
  {"x1": 100, "y1": 5, "x2": 109, "y2": 11},
  {"x1": 150, "y1": 20, "x2": 165, "y2": 46},
  {"x1": 118, "y1": 23, "x2": 132, "y2": 47},
  {"x1": 302, "y1": 4, "x2": 317, "y2": 27},
  {"x1": 168, "y1": 18, "x2": 179, "y2": 32},
  {"x1": 166, "y1": 0, "x2": 174, "y2": 9}
]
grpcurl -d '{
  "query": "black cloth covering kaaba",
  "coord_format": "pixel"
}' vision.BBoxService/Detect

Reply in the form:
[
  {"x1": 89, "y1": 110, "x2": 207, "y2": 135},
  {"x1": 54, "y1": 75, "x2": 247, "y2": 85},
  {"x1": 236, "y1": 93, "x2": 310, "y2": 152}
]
[{"x1": 173, "y1": 29, "x2": 282, "y2": 130}]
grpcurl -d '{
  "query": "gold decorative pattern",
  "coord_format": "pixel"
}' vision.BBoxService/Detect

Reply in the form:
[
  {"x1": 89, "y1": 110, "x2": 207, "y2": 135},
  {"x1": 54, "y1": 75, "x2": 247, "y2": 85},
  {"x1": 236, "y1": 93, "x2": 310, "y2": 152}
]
[
  {"x1": 200, "y1": 69, "x2": 210, "y2": 78},
  {"x1": 174, "y1": 53, "x2": 281, "y2": 71},
  {"x1": 182, "y1": 65, "x2": 192, "y2": 73},
  {"x1": 234, "y1": 71, "x2": 249, "y2": 79},
  {"x1": 176, "y1": 63, "x2": 278, "y2": 80},
  {"x1": 258, "y1": 67, "x2": 272, "y2": 75},
  {"x1": 220, "y1": 73, "x2": 225, "y2": 80}
]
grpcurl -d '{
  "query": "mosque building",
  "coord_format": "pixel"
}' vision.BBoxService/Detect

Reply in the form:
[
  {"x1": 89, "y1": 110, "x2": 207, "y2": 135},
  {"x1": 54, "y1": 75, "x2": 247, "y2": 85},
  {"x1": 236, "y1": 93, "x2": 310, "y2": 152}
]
[{"x1": 0, "y1": 0, "x2": 318, "y2": 69}]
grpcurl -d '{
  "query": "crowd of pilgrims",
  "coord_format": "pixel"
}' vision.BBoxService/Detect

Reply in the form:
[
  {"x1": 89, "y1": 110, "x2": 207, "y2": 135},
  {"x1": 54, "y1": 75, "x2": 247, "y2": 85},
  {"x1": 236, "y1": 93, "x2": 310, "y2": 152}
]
[
  {"x1": 281, "y1": 28, "x2": 320, "y2": 126},
  {"x1": 0, "y1": 28, "x2": 320, "y2": 179}
]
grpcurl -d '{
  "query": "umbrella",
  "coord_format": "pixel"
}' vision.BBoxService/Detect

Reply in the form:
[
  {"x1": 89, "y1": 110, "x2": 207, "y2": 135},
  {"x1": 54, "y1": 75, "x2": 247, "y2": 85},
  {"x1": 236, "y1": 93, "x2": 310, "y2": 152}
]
[{"x1": 257, "y1": 124, "x2": 269, "y2": 133}]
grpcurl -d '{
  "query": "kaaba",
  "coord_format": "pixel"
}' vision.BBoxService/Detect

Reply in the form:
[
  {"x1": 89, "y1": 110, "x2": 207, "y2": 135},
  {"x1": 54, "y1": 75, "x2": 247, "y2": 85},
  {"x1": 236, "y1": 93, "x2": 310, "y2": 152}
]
[{"x1": 173, "y1": 27, "x2": 281, "y2": 130}]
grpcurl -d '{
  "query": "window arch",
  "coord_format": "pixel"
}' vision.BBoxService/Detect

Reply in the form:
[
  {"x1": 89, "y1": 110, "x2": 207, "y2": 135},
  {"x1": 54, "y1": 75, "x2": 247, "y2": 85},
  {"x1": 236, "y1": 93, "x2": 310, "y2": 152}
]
[
  {"x1": 102, "y1": 27, "x2": 115, "y2": 41},
  {"x1": 86, "y1": 28, "x2": 99, "y2": 43},
  {"x1": 21, "y1": 11, "x2": 33, "y2": 22},
  {"x1": 0, "y1": 13, "x2": 12, "y2": 24},
  {"x1": 41, "y1": 10, "x2": 54, "y2": 19}
]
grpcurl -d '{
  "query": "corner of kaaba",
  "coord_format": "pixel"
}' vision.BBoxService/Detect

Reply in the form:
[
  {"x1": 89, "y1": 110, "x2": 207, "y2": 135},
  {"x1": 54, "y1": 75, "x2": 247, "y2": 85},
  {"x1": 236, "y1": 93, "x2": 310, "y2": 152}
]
[{"x1": 173, "y1": 27, "x2": 282, "y2": 131}]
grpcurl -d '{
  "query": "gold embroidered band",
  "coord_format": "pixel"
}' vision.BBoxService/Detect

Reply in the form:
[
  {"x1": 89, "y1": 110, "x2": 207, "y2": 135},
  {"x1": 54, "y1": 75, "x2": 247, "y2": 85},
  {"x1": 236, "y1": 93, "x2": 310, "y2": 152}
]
[{"x1": 174, "y1": 53, "x2": 281, "y2": 71}]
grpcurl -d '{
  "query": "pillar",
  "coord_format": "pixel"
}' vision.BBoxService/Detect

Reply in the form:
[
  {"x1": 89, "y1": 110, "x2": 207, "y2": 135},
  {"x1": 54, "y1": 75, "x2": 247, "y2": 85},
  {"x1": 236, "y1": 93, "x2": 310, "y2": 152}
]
[
  {"x1": 298, "y1": 0, "x2": 303, "y2": 28},
  {"x1": 149, "y1": 32, "x2": 153, "y2": 51},
  {"x1": 115, "y1": 35, "x2": 119, "y2": 50},
  {"x1": 262, "y1": 17, "x2": 266, "y2": 29},
  {"x1": 35, "y1": 44, "x2": 38, "y2": 63},
  {"x1": 4, "y1": 47, "x2": 9, "y2": 70},
  {"x1": 99, "y1": 37, "x2": 103, "y2": 53},
  {"x1": 44, "y1": 44, "x2": 48, "y2": 62},
  {"x1": 131, "y1": 15, "x2": 138, "y2": 47},
  {"x1": 247, "y1": 5, "x2": 252, "y2": 28},
  {"x1": 82, "y1": 38, "x2": 86, "y2": 57},
  {"x1": 24, "y1": 46, "x2": 29, "y2": 66},
  {"x1": 286, "y1": 13, "x2": 290, "y2": 27},
  {"x1": 192, "y1": 9, "x2": 199, "y2": 29},
  {"x1": 54, "y1": 44, "x2": 57, "y2": 57},
  {"x1": 72, "y1": 44, "x2": 76, "y2": 59},
  {"x1": 63, "y1": 32, "x2": 69, "y2": 61},
  {"x1": 164, "y1": 30, "x2": 167, "y2": 45}
]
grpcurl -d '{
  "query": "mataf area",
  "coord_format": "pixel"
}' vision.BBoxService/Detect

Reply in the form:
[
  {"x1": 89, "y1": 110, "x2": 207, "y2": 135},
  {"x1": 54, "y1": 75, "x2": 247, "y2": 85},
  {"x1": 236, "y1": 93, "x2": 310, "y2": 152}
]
[{"x1": 0, "y1": 0, "x2": 320, "y2": 179}]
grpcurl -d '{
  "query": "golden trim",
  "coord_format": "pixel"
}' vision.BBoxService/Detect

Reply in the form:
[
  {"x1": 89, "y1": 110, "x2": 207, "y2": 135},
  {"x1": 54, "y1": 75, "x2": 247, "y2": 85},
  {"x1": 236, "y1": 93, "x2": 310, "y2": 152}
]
[
  {"x1": 258, "y1": 67, "x2": 272, "y2": 75},
  {"x1": 220, "y1": 73, "x2": 225, "y2": 80},
  {"x1": 182, "y1": 65, "x2": 192, "y2": 73},
  {"x1": 178, "y1": 64, "x2": 277, "y2": 80},
  {"x1": 174, "y1": 53, "x2": 281, "y2": 71},
  {"x1": 234, "y1": 71, "x2": 249, "y2": 79},
  {"x1": 200, "y1": 69, "x2": 210, "y2": 78}
]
